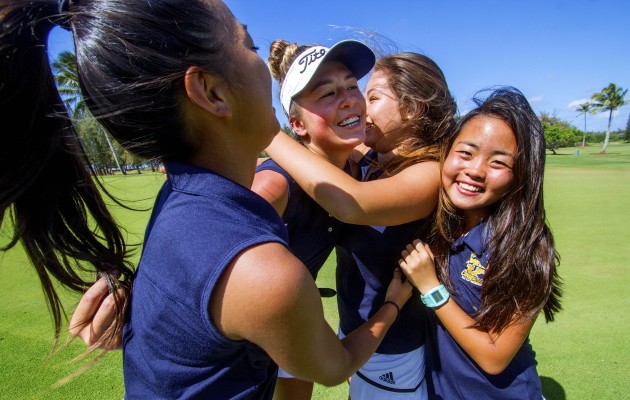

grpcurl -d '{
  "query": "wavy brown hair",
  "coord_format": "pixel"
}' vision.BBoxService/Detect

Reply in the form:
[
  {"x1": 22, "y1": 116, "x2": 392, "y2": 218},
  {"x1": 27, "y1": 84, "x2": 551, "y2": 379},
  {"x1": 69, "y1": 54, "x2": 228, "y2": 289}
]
[
  {"x1": 371, "y1": 52, "x2": 457, "y2": 176},
  {"x1": 432, "y1": 87, "x2": 562, "y2": 333}
]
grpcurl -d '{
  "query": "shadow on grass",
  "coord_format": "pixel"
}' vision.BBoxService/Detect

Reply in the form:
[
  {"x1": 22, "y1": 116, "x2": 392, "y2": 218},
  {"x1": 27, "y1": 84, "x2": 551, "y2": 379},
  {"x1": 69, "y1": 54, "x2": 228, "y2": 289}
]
[{"x1": 541, "y1": 376, "x2": 566, "y2": 400}]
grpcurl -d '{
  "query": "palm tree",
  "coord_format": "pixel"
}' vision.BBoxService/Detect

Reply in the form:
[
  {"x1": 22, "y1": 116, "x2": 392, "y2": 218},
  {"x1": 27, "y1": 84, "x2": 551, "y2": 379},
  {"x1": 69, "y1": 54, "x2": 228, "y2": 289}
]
[
  {"x1": 576, "y1": 102, "x2": 591, "y2": 147},
  {"x1": 590, "y1": 83, "x2": 628, "y2": 154},
  {"x1": 52, "y1": 51, "x2": 126, "y2": 174}
]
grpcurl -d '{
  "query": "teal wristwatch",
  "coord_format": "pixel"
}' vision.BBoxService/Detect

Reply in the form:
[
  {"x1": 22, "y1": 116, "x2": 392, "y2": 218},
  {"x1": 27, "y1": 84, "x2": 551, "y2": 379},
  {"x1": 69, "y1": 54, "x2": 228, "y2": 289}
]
[{"x1": 420, "y1": 284, "x2": 450, "y2": 308}]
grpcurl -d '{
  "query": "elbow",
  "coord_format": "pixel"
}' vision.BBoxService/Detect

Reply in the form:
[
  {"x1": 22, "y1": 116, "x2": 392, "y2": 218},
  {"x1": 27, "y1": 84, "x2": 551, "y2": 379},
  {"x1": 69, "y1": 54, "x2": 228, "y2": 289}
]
[
  {"x1": 317, "y1": 377, "x2": 350, "y2": 387},
  {"x1": 329, "y1": 207, "x2": 362, "y2": 224},
  {"x1": 318, "y1": 374, "x2": 350, "y2": 387},
  {"x1": 476, "y1": 359, "x2": 510, "y2": 375}
]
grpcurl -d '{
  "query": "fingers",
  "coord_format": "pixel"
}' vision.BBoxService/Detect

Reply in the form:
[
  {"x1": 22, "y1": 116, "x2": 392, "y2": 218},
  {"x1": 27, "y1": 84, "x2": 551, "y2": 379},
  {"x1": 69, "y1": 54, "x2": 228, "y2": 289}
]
[
  {"x1": 69, "y1": 277, "x2": 110, "y2": 337},
  {"x1": 87, "y1": 289, "x2": 124, "y2": 349},
  {"x1": 70, "y1": 278, "x2": 124, "y2": 349},
  {"x1": 423, "y1": 242, "x2": 435, "y2": 260}
]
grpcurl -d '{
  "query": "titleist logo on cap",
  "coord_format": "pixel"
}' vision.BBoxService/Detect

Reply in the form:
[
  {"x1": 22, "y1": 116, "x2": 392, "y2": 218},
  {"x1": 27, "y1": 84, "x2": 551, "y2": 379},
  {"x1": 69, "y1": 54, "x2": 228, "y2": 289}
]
[{"x1": 298, "y1": 48, "x2": 327, "y2": 73}]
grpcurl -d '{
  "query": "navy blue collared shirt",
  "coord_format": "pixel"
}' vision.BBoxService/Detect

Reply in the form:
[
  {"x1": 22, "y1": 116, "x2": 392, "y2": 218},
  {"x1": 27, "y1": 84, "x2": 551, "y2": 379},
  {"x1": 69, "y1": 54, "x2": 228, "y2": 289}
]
[
  {"x1": 424, "y1": 221, "x2": 542, "y2": 399},
  {"x1": 123, "y1": 162, "x2": 288, "y2": 399}
]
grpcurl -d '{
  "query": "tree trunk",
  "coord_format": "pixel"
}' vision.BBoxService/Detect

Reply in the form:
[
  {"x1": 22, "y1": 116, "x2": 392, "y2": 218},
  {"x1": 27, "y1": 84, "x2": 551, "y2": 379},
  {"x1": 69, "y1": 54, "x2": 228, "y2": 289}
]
[
  {"x1": 600, "y1": 110, "x2": 613, "y2": 154},
  {"x1": 103, "y1": 131, "x2": 125, "y2": 174},
  {"x1": 582, "y1": 113, "x2": 587, "y2": 147}
]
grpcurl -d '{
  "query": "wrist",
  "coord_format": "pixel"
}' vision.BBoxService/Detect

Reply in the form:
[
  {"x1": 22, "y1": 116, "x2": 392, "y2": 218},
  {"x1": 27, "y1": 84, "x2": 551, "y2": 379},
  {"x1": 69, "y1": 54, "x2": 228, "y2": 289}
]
[
  {"x1": 382, "y1": 300, "x2": 400, "y2": 321},
  {"x1": 419, "y1": 279, "x2": 441, "y2": 295},
  {"x1": 420, "y1": 284, "x2": 449, "y2": 308}
]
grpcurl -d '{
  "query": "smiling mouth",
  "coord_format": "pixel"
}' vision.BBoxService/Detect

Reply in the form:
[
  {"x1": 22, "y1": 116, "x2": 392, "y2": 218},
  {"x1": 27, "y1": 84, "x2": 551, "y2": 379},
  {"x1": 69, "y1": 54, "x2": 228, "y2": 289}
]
[
  {"x1": 457, "y1": 182, "x2": 482, "y2": 192},
  {"x1": 338, "y1": 116, "x2": 360, "y2": 128}
]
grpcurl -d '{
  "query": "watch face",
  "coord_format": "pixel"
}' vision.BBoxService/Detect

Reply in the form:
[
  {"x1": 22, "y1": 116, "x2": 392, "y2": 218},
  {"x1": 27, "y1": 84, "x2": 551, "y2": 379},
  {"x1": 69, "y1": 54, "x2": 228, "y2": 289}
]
[
  {"x1": 431, "y1": 290, "x2": 446, "y2": 303},
  {"x1": 422, "y1": 285, "x2": 449, "y2": 308}
]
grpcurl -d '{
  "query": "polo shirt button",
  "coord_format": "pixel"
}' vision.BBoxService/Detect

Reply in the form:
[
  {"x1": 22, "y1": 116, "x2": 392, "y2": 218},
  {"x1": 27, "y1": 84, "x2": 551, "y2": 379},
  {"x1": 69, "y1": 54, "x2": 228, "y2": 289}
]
[{"x1": 328, "y1": 227, "x2": 333, "y2": 232}]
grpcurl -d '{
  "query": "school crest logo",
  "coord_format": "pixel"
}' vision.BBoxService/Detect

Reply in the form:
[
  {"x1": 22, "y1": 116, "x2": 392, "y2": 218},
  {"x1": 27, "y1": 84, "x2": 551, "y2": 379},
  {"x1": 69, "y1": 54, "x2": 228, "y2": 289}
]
[{"x1": 460, "y1": 253, "x2": 485, "y2": 286}]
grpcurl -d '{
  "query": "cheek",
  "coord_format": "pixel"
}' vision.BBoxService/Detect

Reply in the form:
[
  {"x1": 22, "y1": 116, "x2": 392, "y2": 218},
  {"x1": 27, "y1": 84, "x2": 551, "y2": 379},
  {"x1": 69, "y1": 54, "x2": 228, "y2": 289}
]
[
  {"x1": 491, "y1": 171, "x2": 514, "y2": 195},
  {"x1": 441, "y1": 155, "x2": 459, "y2": 179}
]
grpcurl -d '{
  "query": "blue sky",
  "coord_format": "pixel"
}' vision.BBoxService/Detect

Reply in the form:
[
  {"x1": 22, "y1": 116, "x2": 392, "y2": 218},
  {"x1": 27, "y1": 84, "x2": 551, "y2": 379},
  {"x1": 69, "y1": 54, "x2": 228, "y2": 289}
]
[{"x1": 47, "y1": 0, "x2": 630, "y2": 132}]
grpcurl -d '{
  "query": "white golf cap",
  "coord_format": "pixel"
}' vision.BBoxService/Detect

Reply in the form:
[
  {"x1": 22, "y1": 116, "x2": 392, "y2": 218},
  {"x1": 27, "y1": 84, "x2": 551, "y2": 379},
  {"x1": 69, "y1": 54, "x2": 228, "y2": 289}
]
[{"x1": 279, "y1": 40, "x2": 376, "y2": 115}]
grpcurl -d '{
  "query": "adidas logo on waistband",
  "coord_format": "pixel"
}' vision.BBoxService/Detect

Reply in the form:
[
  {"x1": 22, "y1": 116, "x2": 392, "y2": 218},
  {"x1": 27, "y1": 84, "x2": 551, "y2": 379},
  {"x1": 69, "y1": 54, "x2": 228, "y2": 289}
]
[{"x1": 379, "y1": 371, "x2": 396, "y2": 385}]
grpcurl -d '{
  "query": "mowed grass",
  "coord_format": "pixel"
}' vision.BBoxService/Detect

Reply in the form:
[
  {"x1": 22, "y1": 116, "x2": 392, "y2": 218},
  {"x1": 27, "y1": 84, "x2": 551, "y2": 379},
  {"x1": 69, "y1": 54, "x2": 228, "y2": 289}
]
[{"x1": 1, "y1": 143, "x2": 629, "y2": 399}]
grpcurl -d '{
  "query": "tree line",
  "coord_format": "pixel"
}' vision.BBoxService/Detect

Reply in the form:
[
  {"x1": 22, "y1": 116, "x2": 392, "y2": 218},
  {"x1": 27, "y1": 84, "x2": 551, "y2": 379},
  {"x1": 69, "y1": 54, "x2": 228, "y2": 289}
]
[
  {"x1": 52, "y1": 51, "x2": 160, "y2": 175},
  {"x1": 52, "y1": 52, "x2": 628, "y2": 172}
]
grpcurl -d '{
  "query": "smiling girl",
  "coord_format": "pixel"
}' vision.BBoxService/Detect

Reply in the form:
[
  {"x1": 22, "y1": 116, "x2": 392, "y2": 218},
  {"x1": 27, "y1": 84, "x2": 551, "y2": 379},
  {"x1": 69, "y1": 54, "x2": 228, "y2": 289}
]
[{"x1": 399, "y1": 87, "x2": 562, "y2": 399}]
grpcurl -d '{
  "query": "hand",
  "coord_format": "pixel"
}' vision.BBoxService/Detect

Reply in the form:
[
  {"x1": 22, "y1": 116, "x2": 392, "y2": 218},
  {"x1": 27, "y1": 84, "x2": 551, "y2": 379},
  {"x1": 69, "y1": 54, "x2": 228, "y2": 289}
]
[
  {"x1": 398, "y1": 239, "x2": 441, "y2": 294},
  {"x1": 384, "y1": 268, "x2": 413, "y2": 310},
  {"x1": 69, "y1": 276, "x2": 125, "y2": 350}
]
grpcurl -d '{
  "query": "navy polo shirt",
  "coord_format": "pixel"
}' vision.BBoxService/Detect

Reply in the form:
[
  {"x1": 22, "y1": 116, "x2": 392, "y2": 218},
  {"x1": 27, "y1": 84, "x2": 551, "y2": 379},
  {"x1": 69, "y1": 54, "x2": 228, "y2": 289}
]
[
  {"x1": 123, "y1": 162, "x2": 289, "y2": 399},
  {"x1": 425, "y1": 221, "x2": 542, "y2": 399},
  {"x1": 336, "y1": 149, "x2": 429, "y2": 354}
]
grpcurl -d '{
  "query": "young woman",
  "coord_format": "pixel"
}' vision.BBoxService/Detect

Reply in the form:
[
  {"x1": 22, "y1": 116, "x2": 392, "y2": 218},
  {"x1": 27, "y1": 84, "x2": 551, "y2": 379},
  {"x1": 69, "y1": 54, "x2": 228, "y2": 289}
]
[
  {"x1": 257, "y1": 38, "x2": 375, "y2": 400},
  {"x1": 398, "y1": 87, "x2": 562, "y2": 399},
  {"x1": 265, "y1": 52, "x2": 457, "y2": 399},
  {"x1": 0, "y1": 1, "x2": 412, "y2": 398}
]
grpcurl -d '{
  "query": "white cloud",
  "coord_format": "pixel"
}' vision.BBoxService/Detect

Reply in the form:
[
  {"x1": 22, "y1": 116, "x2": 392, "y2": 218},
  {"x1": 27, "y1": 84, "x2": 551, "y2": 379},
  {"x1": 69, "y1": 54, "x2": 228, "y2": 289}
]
[
  {"x1": 567, "y1": 98, "x2": 590, "y2": 109},
  {"x1": 528, "y1": 96, "x2": 544, "y2": 104}
]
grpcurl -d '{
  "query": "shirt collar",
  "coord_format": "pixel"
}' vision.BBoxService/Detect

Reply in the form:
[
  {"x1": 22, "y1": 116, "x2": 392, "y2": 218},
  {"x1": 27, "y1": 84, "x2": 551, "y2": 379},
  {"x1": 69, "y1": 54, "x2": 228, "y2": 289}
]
[{"x1": 452, "y1": 219, "x2": 489, "y2": 256}]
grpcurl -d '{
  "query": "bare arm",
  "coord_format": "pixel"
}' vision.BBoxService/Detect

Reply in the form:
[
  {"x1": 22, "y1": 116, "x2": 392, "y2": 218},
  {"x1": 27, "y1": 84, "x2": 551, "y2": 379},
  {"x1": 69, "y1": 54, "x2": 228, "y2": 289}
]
[
  {"x1": 265, "y1": 132, "x2": 439, "y2": 226},
  {"x1": 398, "y1": 240, "x2": 534, "y2": 375},
  {"x1": 251, "y1": 169, "x2": 289, "y2": 216},
  {"x1": 214, "y1": 242, "x2": 412, "y2": 386}
]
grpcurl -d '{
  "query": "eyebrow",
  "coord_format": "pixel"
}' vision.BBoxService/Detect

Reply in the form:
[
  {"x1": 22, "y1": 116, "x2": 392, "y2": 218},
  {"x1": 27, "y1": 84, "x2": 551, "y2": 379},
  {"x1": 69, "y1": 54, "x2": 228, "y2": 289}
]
[
  {"x1": 366, "y1": 84, "x2": 394, "y2": 98},
  {"x1": 457, "y1": 141, "x2": 514, "y2": 157}
]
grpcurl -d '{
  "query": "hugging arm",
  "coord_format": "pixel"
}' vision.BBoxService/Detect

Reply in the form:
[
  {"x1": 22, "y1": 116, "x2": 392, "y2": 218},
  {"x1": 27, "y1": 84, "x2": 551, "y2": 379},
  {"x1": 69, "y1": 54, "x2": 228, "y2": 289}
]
[
  {"x1": 265, "y1": 133, "x2": 439, "y2": 226},
  {"x1": 216, "y1": 242, "x2": 412, "y2": 385}
]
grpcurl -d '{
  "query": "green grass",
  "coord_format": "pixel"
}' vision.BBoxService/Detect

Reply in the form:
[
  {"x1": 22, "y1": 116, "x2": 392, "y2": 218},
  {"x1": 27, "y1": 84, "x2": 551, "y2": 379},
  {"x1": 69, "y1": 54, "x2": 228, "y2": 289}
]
[{"x1": 1, "y1": 143, "x2": 629, "y2": 399}]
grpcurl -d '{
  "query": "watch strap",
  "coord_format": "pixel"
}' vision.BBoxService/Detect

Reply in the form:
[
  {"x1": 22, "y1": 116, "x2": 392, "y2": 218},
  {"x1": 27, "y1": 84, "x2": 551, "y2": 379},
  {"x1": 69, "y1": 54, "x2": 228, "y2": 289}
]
[{"x1": 420, "y1": 284, "x2": 450, "y2": 308}]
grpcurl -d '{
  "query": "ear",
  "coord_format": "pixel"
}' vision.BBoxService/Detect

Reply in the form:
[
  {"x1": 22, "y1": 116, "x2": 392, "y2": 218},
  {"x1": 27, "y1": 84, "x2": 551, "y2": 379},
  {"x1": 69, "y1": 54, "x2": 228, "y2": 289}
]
[
  {"x1": 184, "y1": 66, "x2": 232, "y2": 117},
  {"x1": 289, "y1": 116, "x2": 309, "y2": 141}
]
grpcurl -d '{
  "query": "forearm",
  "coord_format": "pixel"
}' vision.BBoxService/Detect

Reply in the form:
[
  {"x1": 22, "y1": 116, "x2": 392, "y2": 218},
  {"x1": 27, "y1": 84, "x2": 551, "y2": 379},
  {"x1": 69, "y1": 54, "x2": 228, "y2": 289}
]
[
  {"x1": 433, "y1": 299, "x2": 530, "y2": 374},
  {"x1": 266, "y1": 133, "x2": 439, "y2": 225},
  {"x1": 265, "y1": 132, "x2": 360, "y2": 219},
  {"x1": 337, "y1": 302, "x2": 399, "y2": 376}
]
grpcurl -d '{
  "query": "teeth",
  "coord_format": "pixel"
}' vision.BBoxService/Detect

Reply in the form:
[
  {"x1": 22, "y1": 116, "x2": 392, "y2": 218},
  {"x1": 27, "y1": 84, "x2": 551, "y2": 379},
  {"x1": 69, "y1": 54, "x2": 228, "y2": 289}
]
[
  {"x1": 458, "y1": 182, "x2": 481, "y2": 192},
  {"x1": 338, "y1": 116, "x2": 359, "y2": 127}
]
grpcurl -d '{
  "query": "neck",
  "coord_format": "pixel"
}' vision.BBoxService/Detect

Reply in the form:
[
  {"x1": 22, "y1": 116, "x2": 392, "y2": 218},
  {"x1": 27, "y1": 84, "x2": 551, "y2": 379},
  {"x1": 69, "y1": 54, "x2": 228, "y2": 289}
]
[
  {"x1": 306, "y1": 146, "x2": 352, "y2": 170},
  {"x1": 376, "y1": 148, "x2": 398, "y2": 165},
  {"x1": 188, "y1": 141, "x2": 258, "y2": 188}
]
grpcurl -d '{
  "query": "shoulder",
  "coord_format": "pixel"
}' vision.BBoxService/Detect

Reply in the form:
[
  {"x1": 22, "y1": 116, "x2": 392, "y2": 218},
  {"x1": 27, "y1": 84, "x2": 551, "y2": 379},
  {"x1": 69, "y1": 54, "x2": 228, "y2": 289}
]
[
  {"x1": 211, "y1": 242, "x2": 313, "y2": 339},
  {"x1": 252, "y1": 167, "x2": 290, "y2": 216}
]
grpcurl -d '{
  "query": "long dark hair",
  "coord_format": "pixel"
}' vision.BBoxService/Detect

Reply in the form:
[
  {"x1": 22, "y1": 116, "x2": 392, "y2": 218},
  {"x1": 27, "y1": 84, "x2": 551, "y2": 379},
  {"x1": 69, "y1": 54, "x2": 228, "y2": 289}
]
[
  {"x1": 372, "y1": 52, "x2": 457, "y2": 176},
  {"x1": 0, "y1": 0, "x2": 235, "y2": 348},
  {"x1": 433, "y1": 87, "x2": 562, "y2": 333}
]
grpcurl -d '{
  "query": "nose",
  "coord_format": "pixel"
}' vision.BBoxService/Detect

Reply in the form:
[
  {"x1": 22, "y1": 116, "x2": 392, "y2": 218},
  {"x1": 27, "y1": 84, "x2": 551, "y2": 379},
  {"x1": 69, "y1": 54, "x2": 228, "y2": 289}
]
[
  {"x1": 465, "y1": 159, "x2": 486, "y2": 181},
  {"x1": 338, "y1": 87, "x2": 356, "y2": 109}
]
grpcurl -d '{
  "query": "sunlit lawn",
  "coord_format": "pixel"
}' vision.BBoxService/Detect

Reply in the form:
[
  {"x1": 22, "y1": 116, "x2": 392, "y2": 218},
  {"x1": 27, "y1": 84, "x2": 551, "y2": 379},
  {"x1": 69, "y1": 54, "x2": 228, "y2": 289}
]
[{"x1": 1, "y1": 143, "x2": 628, "y2": 399}]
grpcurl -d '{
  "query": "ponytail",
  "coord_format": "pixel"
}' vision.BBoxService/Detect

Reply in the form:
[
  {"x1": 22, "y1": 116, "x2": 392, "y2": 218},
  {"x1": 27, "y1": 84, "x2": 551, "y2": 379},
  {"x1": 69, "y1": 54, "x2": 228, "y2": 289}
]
[{"x1": 0, "y1": 0, "x2": 132, "y2": 349}]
